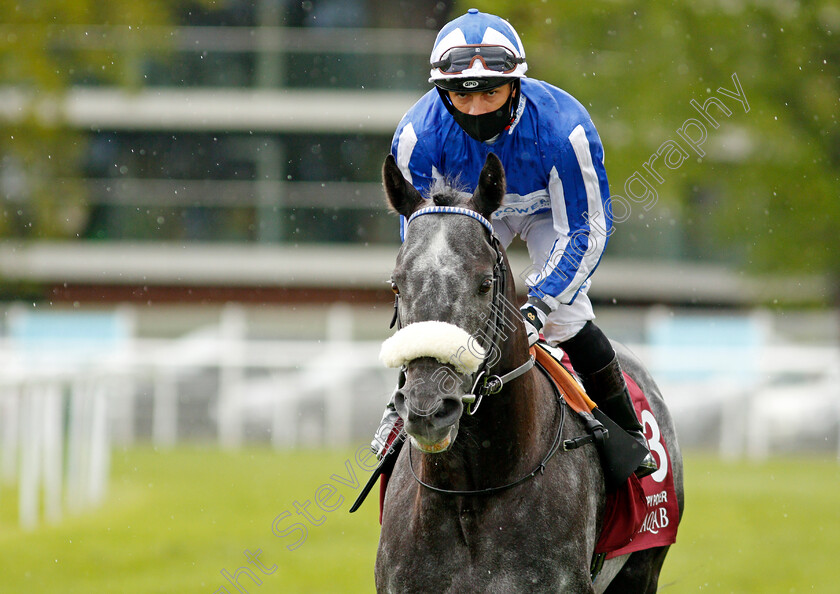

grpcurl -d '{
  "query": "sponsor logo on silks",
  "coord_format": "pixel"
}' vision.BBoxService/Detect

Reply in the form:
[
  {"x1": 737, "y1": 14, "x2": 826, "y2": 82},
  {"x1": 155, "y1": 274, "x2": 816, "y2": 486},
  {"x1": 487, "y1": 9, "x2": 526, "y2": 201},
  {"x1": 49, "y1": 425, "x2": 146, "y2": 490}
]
[
  {"x1": 646, "y1": 490, "x2": 668, "y2": 507},
  {"x1": 494, "y1": 198, "x2": 551, "y2": 218},
  {"x1": 462, "y1": 80, "x2": 479, "y2": 89}
]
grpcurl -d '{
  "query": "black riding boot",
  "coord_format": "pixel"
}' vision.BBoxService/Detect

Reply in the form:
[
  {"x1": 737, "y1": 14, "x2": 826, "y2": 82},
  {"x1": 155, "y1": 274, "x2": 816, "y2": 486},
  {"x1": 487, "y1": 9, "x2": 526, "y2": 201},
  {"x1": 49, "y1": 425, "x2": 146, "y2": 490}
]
[{"x1": 581, "y1": 356, "x2": 658, "y2": 478}]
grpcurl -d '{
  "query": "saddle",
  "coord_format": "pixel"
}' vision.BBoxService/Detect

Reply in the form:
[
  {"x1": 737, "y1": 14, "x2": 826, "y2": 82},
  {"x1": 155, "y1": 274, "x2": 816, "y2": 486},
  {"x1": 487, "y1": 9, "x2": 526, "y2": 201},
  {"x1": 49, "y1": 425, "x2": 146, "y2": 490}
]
[
  {"x1": 532, "y1": 342, "x2": 680, "y2": 566},
  {"x1": 530, "y1": 342, "x2": 648, "y2": 493},
  {"x1": 529, "y1": 343, "x2": 596, "y2": 414}
]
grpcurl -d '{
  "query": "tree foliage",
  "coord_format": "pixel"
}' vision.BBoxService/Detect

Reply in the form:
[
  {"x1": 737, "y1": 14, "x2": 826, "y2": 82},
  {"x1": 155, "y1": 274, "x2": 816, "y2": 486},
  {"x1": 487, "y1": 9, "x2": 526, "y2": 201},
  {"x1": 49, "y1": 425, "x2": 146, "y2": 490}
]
[
  {"x1": 473, "y1": 0, "x2": 839, "y2": 279},
  {"x1": 0, "y1": 1, "x2": 183, "y2": 239}
]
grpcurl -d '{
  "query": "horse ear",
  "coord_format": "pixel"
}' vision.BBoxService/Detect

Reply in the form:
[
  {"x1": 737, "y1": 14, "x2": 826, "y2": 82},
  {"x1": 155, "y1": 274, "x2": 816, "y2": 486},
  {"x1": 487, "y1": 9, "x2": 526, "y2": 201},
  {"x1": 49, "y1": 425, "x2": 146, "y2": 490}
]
[
  {"x1": 383, "y1": 154, "x2": 424, "y2": 218},
  {"x1": 471, "y1": 153, "x2": 506, "y2": 219}
]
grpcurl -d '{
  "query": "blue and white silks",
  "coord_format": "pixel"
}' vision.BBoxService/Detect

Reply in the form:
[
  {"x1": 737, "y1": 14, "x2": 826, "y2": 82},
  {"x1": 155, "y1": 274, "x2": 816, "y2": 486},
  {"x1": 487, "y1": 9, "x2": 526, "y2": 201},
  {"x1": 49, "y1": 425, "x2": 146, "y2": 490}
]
[{"x1": 391, "y1": 78, "x2": 612, "y2": 309}]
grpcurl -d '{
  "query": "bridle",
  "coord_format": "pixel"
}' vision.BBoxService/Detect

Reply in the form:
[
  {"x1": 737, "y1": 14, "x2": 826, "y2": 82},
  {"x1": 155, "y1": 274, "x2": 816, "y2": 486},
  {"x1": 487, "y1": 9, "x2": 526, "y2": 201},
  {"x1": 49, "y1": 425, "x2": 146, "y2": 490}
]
[
  {"x1": 392, "y1": 205, "x2": 593, "y2": 499},
  {"x1": 396, "y1": 205, "x2": 534, "y2": 416},
  {"x1": 387, "y1": 206, "x2": 608, "y2": 579}
]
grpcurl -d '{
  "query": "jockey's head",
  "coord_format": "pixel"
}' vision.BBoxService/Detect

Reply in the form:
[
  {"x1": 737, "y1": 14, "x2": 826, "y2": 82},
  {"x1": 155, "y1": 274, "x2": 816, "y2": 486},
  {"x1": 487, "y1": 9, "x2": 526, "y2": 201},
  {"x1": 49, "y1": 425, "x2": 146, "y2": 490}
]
[{"x1": 429, "y1": 9, "x2": 528, "y2": 142}]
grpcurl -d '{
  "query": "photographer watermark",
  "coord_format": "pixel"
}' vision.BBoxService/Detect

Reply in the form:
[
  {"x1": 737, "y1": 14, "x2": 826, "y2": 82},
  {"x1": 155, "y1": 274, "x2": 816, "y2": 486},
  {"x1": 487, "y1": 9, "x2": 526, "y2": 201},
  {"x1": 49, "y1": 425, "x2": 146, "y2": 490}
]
[
  {"x1": 523, "y1": 72, "x2": 749, "y2": 293},
  {"x1": 606, "y1": 72, "x2": 749, "y2": 227},
  {"x1": 211, "y1": 444, "x2": 379, "y2": 593}
]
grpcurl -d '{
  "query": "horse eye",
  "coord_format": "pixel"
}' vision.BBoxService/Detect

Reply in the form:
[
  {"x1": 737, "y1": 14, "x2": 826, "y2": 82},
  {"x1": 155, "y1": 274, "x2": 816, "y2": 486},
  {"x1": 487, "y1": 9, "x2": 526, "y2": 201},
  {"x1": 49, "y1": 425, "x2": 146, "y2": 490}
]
[
  {"x1": 479, "y1": 278, "x2": 493, "y2": 294},
  {"x1": 390, "y1": 281, "x2": 400, "y2": 295}
]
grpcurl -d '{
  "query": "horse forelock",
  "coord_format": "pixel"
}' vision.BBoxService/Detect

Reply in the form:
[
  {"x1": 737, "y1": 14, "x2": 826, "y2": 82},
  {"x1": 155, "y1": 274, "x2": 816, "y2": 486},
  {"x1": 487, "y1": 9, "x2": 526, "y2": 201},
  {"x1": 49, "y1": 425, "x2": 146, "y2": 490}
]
[
  {"x1": 429, "y1": 191, "x2": 463, "y2": 207},
  {"x1": 427, "y1": 176, "x2": 470, "y2": 207}
]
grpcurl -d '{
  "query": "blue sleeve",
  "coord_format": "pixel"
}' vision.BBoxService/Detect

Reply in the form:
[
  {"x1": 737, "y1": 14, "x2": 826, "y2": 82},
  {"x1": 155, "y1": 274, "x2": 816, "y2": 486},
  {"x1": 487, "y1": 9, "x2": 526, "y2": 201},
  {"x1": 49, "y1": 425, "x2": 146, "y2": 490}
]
[
  {"x1": 528, "y1": 118, "x2": 612, "y2": 307},
  {"x1": 391, "y1": 114, "x2": 436, "y2": 241}
]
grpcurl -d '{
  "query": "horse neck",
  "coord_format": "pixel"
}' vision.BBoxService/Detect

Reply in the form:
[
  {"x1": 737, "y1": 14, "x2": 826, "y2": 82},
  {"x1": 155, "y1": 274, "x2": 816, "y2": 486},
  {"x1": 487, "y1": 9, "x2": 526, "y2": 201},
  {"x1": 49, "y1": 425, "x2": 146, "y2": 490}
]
[{"x1": 474, "y1": 307, "x2": 548, "y2": 465}]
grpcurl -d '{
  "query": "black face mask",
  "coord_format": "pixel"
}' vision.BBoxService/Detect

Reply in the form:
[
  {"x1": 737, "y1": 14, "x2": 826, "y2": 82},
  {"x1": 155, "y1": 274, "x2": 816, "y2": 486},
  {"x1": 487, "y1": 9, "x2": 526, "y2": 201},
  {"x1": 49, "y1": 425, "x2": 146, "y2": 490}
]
[{"x1": 437, "y1": 86, "x2": 517, "y2": 143}]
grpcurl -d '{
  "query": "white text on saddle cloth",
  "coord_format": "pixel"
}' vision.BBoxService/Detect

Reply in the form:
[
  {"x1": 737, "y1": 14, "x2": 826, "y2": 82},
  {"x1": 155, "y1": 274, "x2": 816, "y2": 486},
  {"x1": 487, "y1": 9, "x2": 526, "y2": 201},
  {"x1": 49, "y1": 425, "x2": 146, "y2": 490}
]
[{"x1": 607, "y1": 373, "x2": 679, "y2": 559}]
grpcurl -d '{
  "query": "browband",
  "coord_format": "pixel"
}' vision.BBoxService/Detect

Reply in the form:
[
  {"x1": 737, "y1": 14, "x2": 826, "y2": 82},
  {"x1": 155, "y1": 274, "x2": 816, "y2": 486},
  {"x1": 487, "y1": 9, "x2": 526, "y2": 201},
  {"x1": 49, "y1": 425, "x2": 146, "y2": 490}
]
[{"x1": 407, "y1": 206, "x2": 495, "y2": 235}]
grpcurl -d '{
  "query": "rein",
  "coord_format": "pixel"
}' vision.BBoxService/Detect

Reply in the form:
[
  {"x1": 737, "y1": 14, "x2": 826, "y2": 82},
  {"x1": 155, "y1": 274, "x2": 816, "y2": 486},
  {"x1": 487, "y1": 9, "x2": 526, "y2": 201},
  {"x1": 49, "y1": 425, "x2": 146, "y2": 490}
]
[{"x1": 408, "y1": 377, "x2": 567, "y2": 496}]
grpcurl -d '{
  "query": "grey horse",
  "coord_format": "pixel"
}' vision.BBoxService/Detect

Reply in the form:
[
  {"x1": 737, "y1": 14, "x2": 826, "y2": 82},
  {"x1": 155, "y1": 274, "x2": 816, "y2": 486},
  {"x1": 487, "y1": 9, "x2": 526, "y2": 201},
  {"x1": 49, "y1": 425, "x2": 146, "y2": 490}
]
[{"x1": 375, "y1": 153, "x2": 684, "y2": 593}]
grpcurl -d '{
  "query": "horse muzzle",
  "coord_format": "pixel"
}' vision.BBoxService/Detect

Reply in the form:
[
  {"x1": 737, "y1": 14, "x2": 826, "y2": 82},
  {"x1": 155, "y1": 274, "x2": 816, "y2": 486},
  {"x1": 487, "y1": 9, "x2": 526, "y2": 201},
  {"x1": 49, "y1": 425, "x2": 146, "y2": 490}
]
[
  {"x1": 407, "y1": 425, "x2": 457, "y2": 454},
  {"x1": 393, "y1": 360, "x2": 464, "y2": 453},
  {"x1": 380, "y1": 321, "x2": 485, "y2": 453}
]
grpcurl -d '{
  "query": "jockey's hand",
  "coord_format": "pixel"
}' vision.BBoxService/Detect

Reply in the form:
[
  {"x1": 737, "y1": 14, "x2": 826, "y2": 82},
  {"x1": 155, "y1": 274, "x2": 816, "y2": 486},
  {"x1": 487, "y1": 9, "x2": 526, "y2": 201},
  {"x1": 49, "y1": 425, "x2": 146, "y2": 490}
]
[
  {"x1": 520, "y1": 297, "x2": 550, "y2": 347},
  {"x1": 370, "y1": 403, "x2": 403, "y2": 460}
]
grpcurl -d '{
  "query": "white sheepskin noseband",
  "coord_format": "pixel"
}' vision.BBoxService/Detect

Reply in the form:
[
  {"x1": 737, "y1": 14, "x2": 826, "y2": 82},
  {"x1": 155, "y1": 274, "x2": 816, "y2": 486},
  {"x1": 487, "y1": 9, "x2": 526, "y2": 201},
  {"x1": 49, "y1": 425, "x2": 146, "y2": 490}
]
[{"x1": 379, "y1": 321, "x2": 486, "y2": 374}]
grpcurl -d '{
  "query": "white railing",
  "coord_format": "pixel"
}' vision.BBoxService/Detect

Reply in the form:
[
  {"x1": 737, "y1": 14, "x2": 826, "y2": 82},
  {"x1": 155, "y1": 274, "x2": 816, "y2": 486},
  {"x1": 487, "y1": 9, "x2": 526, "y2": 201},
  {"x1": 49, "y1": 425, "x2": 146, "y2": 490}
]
[
  {"x1": 630, "y1": 342, "x2": 840, "y2": 460},
  {"x1": 0, "y1": 304, "x2": 397, "y2": 529},
  {"x1": 1, "y1": 304, "x2": 838, "y2": 529}
]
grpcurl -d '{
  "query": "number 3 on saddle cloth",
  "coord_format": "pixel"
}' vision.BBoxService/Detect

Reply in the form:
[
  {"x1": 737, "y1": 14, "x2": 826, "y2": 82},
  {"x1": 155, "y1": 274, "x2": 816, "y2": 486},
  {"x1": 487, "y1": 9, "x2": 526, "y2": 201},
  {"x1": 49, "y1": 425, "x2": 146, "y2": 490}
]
[
  {"x1": 582, "y1": 356, "x2": 680, "y2": 558},
  {"x1": 530, "y1": 345, "x2": 680, "y2": 557},
  {"x1": 366, "y1": 346, "x2": 679, "y2": 559}
]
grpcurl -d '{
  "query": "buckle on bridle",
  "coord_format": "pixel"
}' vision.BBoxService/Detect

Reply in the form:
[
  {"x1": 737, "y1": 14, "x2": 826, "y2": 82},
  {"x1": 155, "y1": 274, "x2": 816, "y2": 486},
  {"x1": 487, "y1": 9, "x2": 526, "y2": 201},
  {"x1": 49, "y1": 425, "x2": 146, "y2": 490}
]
[
  {"x1": 463, "y1": 370, "x2": 485, "y2": 415},
  {"x1": 483, "y1": 374, "x2": 503, "y2": 395},
  {"x1": 462, "y1": 370, "x2": 505, "y2": 415}
]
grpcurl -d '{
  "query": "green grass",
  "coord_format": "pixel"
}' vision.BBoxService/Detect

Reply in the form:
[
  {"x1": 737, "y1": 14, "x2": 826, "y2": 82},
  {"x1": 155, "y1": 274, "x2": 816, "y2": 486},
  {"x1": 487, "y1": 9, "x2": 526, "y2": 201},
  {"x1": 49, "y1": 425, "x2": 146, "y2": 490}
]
[
  {"x1": 0, "y1": 447, "x2": 838, "y2": 593},
  {"x1": 660, "y1": 455, "x2": 840, "y2": 593}
]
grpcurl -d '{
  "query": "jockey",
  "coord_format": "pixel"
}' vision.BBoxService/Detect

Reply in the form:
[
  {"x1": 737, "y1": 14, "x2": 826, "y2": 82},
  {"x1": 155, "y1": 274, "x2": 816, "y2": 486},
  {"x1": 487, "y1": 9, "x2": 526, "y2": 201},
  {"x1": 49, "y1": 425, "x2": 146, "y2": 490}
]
[{"x1": 371, "y1": 8, "x2": 656, "y2": 477}]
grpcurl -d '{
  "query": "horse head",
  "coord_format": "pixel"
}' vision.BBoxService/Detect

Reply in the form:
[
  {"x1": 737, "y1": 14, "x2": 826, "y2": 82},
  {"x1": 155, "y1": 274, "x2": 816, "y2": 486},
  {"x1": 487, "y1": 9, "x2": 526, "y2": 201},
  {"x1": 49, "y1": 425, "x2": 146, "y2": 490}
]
[{"x1": 379, "y1": 153, "x2": 524, "y2": 454}]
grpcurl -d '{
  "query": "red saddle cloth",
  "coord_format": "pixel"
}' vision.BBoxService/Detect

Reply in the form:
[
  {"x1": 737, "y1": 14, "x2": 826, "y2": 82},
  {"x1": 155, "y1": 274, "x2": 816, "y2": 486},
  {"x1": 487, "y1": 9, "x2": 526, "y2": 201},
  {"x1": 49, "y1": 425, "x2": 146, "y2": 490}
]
[
  {"x1": 531, "y1": 347, "x2": 679, "y2": 556},
  {"x1": 592, "y1": 368, "x2": 680, "y2": 558}
]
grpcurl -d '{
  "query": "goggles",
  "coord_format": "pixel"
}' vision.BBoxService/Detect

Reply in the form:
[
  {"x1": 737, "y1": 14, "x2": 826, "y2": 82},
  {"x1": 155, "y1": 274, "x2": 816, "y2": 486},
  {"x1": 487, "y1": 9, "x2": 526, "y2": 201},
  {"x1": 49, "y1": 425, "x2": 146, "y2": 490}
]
[{"x1": 432, "y1": 45, "x2": 524, "y2": 75}]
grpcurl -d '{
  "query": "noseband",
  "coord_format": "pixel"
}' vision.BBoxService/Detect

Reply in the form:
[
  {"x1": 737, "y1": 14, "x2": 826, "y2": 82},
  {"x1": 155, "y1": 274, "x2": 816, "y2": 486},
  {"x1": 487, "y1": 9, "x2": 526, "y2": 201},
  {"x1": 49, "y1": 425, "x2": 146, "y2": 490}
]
[{"x1": 395, "y1": 206, "x2": 534, "y2": 415}]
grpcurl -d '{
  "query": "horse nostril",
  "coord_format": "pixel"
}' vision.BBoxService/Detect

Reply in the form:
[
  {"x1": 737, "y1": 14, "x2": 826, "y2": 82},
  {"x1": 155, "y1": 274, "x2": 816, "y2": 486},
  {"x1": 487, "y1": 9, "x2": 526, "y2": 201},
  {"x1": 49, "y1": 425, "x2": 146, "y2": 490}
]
[{"x1": 432, "y1": 398, "x2": 462, "y2": 428}]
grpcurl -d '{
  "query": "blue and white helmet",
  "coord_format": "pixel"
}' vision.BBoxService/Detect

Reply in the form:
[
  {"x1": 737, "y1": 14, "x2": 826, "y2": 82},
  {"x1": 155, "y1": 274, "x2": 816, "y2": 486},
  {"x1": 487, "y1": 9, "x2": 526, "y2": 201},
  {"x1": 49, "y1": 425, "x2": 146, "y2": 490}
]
[{"x1": 429, "y1": 8, "x2": 528, "y2": 93}]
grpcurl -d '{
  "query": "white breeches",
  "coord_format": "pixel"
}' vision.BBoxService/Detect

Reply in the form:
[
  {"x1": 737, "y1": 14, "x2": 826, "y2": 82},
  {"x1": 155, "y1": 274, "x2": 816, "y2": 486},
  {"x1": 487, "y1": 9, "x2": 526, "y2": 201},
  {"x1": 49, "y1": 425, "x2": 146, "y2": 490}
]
[{"x1": 493, "y1": 212, "x2": 596, "y2": 344}]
